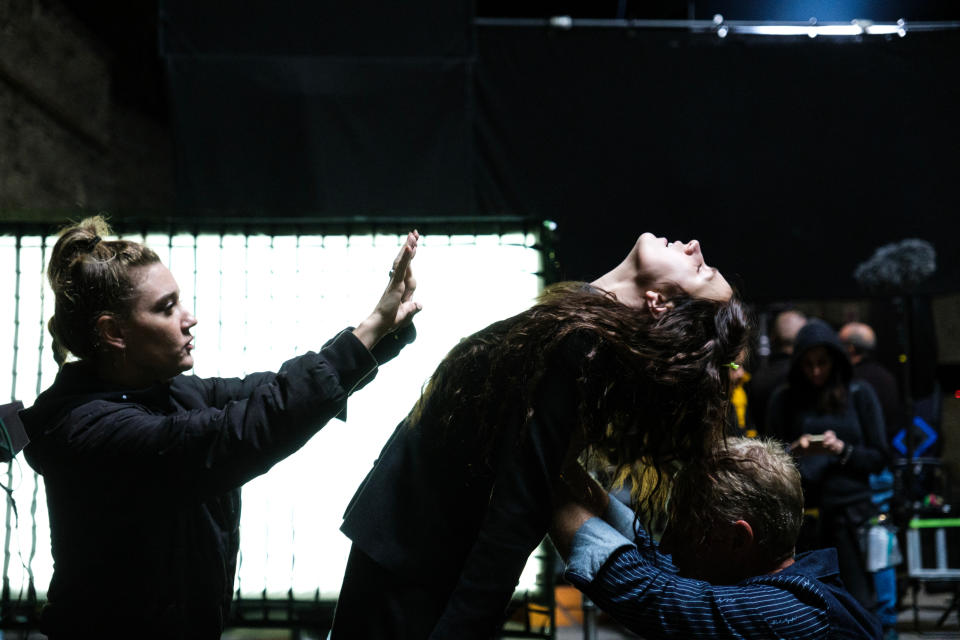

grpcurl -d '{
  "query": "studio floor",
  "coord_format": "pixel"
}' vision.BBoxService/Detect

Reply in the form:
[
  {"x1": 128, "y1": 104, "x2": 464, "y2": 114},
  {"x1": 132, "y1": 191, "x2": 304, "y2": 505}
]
[
  {"x1": 548, "y1": 584, "x2": 960, "y2": 640},
  {"x1": 1, "y1": 584, "x2": 956, "y2": 639}
]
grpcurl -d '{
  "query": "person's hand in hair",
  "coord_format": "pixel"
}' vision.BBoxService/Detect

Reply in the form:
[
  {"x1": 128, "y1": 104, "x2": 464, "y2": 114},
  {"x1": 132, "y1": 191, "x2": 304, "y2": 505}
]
[{"x1": 353, "y1": 230, "x2": 422, "y2": 350}]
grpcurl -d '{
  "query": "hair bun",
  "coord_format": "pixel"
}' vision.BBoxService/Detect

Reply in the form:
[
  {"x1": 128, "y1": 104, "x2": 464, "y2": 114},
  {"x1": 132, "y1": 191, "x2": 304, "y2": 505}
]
[
  {"x1": 81, "y1": 235, "x2": 102, "y2": 252},
  {"x1": 45, "y1": 216, "x2": 159, "y2": 362}
]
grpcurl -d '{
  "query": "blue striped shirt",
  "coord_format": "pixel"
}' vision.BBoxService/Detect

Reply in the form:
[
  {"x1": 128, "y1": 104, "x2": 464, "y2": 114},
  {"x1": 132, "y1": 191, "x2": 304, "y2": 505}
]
[{"x1": 563, "y1": 497, "x2": 881, "y2": 639}]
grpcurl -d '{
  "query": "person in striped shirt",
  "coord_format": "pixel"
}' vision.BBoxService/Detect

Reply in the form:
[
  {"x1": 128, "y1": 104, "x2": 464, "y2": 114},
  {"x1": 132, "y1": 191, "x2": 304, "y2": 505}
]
[{"x1": 551, "y1": 437, "x2": 882, "y2": 639}]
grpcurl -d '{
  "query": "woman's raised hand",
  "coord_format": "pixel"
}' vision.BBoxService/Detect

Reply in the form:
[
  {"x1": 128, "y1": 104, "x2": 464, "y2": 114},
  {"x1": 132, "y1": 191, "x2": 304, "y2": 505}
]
[{"x1": 352, "y1": 230, "x2": 422, "y2": 350}]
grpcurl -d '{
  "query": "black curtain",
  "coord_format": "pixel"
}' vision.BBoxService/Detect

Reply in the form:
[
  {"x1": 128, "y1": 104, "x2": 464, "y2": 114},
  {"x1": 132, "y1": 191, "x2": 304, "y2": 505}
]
[
  {"x1": 160, "y1": 3, "x2": 960, "y2": 299},
  {"x1": 474, "y1": 27, "x2": 960, "y2": 298},
  {"x1": 161, "y1": 0, "x2": 475, "y2": 216}
]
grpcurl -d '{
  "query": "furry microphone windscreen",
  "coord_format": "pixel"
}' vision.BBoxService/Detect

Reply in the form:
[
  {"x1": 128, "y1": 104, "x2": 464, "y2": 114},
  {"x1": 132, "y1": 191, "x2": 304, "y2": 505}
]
[{"x1": 853, "y1": 239, "x2": 936, "y2": 294}]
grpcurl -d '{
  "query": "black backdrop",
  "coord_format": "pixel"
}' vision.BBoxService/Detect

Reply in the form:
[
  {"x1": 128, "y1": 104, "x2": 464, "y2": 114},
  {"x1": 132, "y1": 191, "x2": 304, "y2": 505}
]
[
  {"x1": 473, "y1": 27, "x2": 960, "y2": 300},
  {"x1": 161, "y1": 2, "x2": 960, "y2": 300}
]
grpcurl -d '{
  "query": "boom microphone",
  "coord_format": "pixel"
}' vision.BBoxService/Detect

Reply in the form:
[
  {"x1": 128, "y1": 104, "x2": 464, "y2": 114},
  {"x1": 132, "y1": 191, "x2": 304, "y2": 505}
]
[{"x1": 853, "y1": 239, "x2": 936, "y2": 294}]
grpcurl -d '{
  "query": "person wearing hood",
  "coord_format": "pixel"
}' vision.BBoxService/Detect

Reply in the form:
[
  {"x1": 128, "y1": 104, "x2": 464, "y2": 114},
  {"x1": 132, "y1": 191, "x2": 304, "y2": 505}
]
[
  {"x1": 19, "y1": 216, "x2": 420, "y2": 638},
  {"x1": 767, "y1": 318, "x2": 891, "y2": 616}
]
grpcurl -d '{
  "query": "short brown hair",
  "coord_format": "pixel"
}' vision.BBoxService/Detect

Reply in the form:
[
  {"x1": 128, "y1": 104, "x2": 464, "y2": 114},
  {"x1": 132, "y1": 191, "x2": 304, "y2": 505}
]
[
  {"x1": 669, "y1": 437, "x2": 803, "y2": 565},
  {"x1": 47, "y1": 216, "x2": 159, "y2": 364}
]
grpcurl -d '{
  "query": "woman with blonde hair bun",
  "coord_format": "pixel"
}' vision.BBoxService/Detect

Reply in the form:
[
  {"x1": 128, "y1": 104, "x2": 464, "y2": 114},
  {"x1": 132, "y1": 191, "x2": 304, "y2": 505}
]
[{"x1": 21, "y1": 216, "x2": 421, "y2": 639}]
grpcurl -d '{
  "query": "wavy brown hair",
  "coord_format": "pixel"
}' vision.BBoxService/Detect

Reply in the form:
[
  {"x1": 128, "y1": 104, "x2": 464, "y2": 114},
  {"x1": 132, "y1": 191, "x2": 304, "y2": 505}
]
[
  {"x1": 413, "y1": 281, "x2": 752, "y2": 514},
  {"x1": 47, "y1": 216, "x2": 160, "y2": 365}
]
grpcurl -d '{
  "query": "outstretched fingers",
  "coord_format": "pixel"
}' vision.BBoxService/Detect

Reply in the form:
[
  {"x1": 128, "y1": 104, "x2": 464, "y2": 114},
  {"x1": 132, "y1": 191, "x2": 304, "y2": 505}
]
[
  {"x1": 390, "y1": 230, "x2": 418, "y2": 286},
  {"x1": 353, "y1": 231, "x2": 423, "y2": 350},
  {"x1": 386, "y1": 231, "x2": 421, "y2": 326}
]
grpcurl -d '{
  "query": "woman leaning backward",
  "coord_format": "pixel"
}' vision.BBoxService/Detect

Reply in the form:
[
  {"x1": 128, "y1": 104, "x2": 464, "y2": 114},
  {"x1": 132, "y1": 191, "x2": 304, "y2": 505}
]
[
  {"x1": 332, "y1": 232, "x2": 751, "y2": 639},
  {"x1": 19, "y1": 217, "x2": 421, "y2": 639}
]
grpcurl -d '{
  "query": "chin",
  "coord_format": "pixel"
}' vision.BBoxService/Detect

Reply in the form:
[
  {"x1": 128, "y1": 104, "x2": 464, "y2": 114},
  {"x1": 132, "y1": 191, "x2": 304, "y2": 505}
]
[{"x1": 634, "y1": 233, "x2": 657, "y2": 257}]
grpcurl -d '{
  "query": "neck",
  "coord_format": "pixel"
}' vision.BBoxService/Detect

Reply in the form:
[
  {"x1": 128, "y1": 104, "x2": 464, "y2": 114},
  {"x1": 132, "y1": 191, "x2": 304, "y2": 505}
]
[
  {"x1": 726, "y1": 550, "x2": 795, "y2": 583},
  {"x1": 590, "y1": 251, "x2": 646, "y2": 309},
  {"x1": 96, "y1": 356, "x2": 154, "y2": 389},
  {"x1": 767, "y1": 554, "x2": 796, "y2": 575}
]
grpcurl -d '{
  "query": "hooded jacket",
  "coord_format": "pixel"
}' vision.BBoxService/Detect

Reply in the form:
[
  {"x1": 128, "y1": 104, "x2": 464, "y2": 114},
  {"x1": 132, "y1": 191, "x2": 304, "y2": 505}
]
[
  {"x1": 19, "y1": 326, "x2": 412, "y2": 639},
  {"x1": 767, "y1": 319, "x2": 890, "y2": 511}
]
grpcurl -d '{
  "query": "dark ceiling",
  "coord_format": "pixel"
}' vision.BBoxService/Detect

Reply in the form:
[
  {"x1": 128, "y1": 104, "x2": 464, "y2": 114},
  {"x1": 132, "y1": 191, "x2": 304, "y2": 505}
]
[{"x1": 57, "y1": 0, "x2": 960, "y2": 121}]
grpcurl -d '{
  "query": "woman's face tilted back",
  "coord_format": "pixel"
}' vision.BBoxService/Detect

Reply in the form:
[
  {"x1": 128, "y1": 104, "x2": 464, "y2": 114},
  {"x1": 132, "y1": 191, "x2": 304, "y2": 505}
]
[
  {"x1": 114, "y1": 262, "x2": 198, "y2": 384},
  {"x1": 635, "y1": 232, "x2": 732, "y2": 302}
]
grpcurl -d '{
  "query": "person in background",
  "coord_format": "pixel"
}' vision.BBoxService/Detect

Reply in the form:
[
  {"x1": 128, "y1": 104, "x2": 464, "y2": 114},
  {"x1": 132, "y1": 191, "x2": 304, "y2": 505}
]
[
  {"x1": 840, "y1": 321, "x2": 903, "y2": 640},
  {"x1": 749, "y1": 308, "x2": 806, "y2": 432},
  {"x1": 331, "y1": 232, "x2": 750, "y2": 639},
  {"x1": 839, "y1": 321, "x2": 903, "y2": 445},
  {"x1": 549, "y1": 437, "x2": 882, "y2": 639},
  {"x1": 19, "y1": 216, "x2": 421, "y2": 639},
  {"x1": 767, "y1": 318, "x2": 892, "y2": 618}
]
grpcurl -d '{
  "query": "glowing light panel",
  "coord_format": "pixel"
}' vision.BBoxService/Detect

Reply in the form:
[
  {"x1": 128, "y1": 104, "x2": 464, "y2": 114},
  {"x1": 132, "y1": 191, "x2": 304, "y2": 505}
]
[{"x1": 0, "y1": 229, "x2": 545, "y2": 602}]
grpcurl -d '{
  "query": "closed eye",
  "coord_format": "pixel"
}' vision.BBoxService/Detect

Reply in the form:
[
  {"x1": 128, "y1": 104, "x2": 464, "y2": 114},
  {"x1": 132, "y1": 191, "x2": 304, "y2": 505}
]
[{"x1": 155, "y1": 293, "x2": 179, "y2": 314}]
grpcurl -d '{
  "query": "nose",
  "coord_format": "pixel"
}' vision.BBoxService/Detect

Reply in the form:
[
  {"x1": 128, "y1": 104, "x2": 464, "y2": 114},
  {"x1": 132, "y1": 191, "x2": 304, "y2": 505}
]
[
  {"x1": 183, "y1": 310, "x2": 198, "y2": 331},
  {"x1": 684, "y1": 239, "x2": 701, "y2": 255}
]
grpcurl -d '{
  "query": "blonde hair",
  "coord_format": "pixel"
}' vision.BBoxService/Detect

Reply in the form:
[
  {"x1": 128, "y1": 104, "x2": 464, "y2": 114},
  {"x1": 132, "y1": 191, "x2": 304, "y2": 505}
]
[
  {"x1": 47, "y1": 216, "x2": 159, "y2": 365},
  {"x1": 670, "y1": 437, "x2": 804, "y2": 565}
]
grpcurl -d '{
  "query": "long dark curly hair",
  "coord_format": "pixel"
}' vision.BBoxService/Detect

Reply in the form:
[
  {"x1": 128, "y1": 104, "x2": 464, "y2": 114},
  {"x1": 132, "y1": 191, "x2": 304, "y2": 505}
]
[{"x1": 413, "y1": 281, "x2": 752, "y2": 514}]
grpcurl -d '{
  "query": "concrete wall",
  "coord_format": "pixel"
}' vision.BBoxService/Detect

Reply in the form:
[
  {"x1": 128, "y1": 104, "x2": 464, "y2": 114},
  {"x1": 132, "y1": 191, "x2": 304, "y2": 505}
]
[{"x1": 0, "y1": 0, "x2": 172, "y2": 222}]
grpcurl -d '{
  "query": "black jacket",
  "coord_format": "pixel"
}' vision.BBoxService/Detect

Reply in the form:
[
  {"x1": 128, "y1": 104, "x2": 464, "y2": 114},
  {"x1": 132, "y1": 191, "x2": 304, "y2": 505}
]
[
  {"x1": 853, "y1": 358, "x2": 903, "y2": 442},
  {"x1": 767, "y1": 319, "x2": 890, "y2": 510},
  {"x1": 341, "y1": 315, "x2": 585, "y2": 639},
  {"x1": 20, "y1": 326, "x2": 412, "y2": 638},
  {"x1": 747, "y1": 352, "x2": 791, "y2": 434}
]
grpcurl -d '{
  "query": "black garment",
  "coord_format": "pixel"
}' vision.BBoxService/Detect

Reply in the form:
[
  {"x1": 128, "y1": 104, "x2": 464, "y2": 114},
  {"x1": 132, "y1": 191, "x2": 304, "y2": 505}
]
[
  {"x1": 334, "y1": 545, "x2": 452, "y2": 639},
  {"x1": 770, "y1": 380, "x2": 888, "y2": 511},
  {"x1": 747, "y1": 352, "x2": 791, "y2": 435},
  {"x1": 767, "y1": 319, "x2": 891, "y2": 613},
  {"x1": 20, "y1": 326, "x2": 413, "y2": 639},
  {"x1": 853, "y1": 359, "x2": 903, "y2": 443},
  {"x1": 335, "y1": 315, "x2": 585, "y2": 639}
]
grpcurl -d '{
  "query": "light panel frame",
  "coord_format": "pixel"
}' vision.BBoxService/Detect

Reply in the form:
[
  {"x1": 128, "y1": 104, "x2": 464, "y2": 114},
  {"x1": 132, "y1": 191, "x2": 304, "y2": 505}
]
[{"x1": 0, "y1": 224, "x2": 549, "y2": 607}]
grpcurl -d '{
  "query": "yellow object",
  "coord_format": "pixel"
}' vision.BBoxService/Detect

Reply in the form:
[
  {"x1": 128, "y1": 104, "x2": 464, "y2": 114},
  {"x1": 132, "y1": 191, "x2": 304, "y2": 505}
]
[
  {"x1": 730, "y1": 369, "x2": 751, "y2": 429},
  {"x1": 522, "y1": 586, "x2": 583, "y2": 628},
  {"x1": 732, "y1": 385, "x2": 748, "y2": 428}
]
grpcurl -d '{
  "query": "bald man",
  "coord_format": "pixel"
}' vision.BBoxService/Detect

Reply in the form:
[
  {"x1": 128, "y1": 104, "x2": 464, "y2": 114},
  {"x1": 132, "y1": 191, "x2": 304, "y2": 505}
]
[
  {"x1": 839, "y1": 321, "x2": 903, "y2": 638},
  {"x1": 839, "y1": 322, "x2": 902, "y2": 442}
]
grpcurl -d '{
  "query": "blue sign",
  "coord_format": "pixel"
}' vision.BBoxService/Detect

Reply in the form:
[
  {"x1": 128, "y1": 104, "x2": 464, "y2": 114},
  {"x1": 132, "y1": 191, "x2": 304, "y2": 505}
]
[{"x1": 892, "y1": 416, "x2": 938, "y2": 457}]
